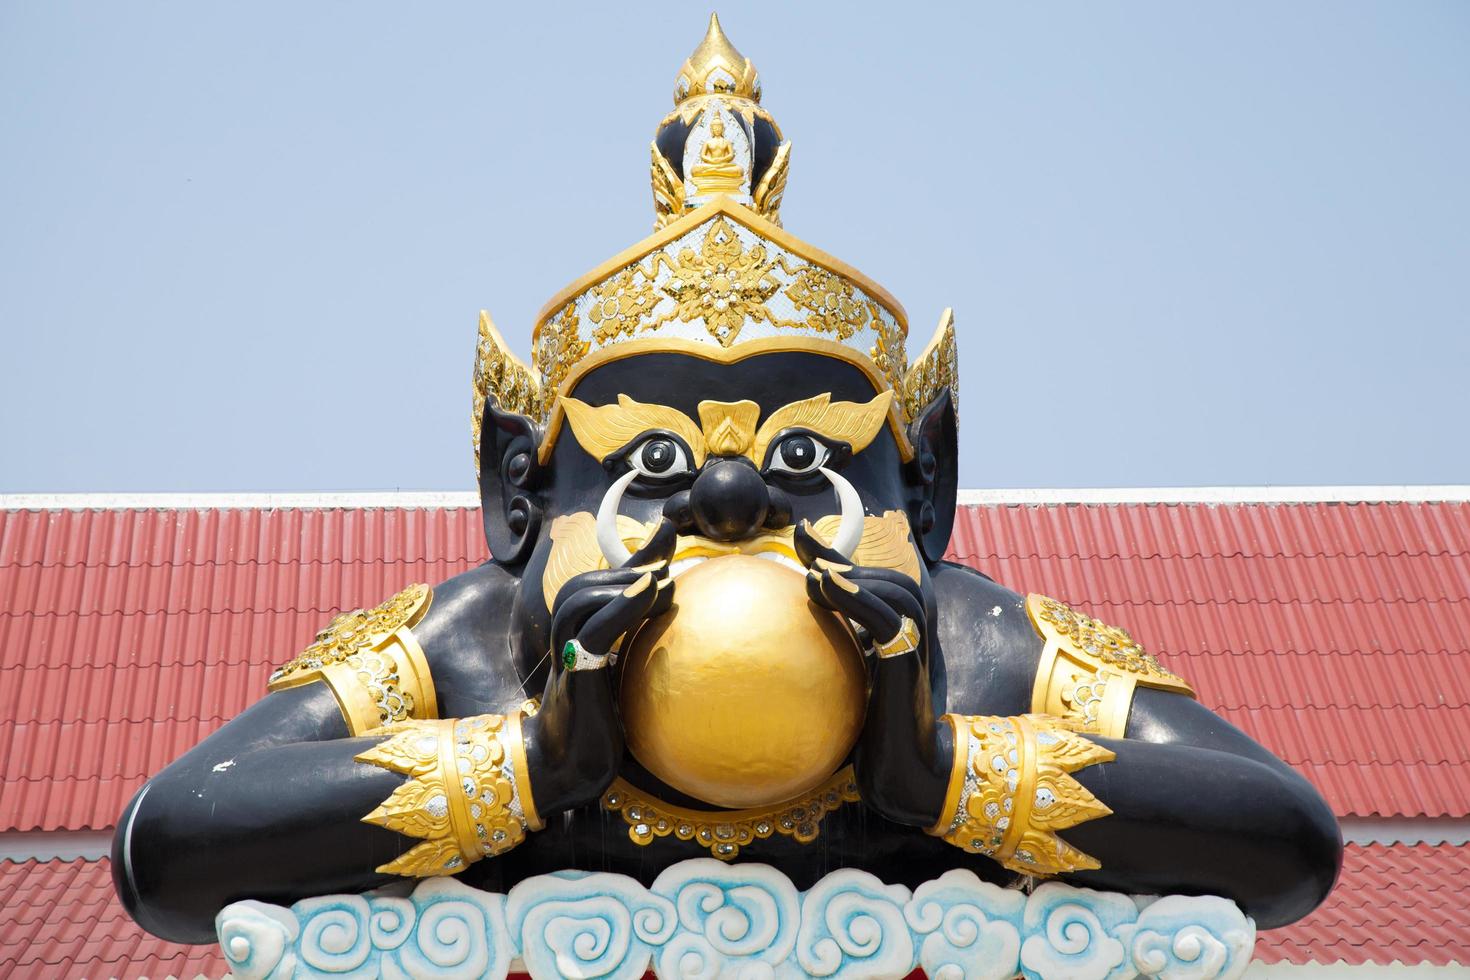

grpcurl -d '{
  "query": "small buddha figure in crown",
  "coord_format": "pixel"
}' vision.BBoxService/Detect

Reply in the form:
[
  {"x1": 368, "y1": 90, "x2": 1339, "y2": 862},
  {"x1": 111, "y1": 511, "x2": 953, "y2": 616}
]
[
  {"x1": 114, "y1": 14, "x2": 1340, "y2": 948},
  {"x1": 690, "y1": 115, "x2": 746, "y2": 196}
]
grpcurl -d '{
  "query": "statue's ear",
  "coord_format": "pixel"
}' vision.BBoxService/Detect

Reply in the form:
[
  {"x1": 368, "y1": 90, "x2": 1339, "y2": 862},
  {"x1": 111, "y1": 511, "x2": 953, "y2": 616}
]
[
  {"x1": 478, "y1": 398, "x2": 545, "y2": 568},
  {"x1": 905, "y1": 387, "x2": 958, "y2": 564}
]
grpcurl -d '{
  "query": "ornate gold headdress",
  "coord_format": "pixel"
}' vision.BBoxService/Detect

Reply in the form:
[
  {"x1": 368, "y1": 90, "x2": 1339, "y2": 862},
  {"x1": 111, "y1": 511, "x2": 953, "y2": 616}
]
[{"x1": 472, "y1": 15, "x2": 958, "y2": 472}]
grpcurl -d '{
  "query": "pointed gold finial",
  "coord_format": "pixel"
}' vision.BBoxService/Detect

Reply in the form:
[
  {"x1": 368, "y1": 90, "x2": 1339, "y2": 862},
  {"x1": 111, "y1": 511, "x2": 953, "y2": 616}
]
[{"x1": 674, "y1": 13, "x2": 761, "y2": 105}]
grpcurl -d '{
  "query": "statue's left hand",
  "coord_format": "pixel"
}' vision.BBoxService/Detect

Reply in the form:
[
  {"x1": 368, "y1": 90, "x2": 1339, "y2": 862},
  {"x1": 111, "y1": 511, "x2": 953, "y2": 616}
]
[
  {"x1": 794, "y1": 521, "x2": 947, "y2": 826},
  {"x1": 794, "y1": 521, "x2": 927, "y2": 664}
]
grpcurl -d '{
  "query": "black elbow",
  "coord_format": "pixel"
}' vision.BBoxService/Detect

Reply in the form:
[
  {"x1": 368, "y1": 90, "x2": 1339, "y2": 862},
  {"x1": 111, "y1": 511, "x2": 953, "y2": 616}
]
[
  {"x1": 1248, "y1": 772, "x2": 1343, "y2": 929},
  {"x1": 110, "y1": 779, "x2": 225, "y2": 944}
]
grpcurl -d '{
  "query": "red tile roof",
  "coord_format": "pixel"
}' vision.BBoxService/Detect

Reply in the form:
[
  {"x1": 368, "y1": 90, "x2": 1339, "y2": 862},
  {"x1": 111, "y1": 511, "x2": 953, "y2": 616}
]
[
  {"x1": 3, "y1": 845, "x2": 1464, "y2": 978},
  {"x1": 3, "y1": 500, "x2": 1466, "y2": 831},
  {"x1": 0, "y1": 858, "x2": 226, "y2": 979},
  {"x1": 1, "y1": 497, "x2": 1467, "y2": 974},
  {"x1": 1254, "y1": 843, "x2": 1470, "y2": 966}
]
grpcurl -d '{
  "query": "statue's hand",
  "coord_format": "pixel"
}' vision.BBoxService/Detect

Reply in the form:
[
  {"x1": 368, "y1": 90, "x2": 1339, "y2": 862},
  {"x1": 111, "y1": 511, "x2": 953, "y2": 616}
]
[
  {"x1": 794, "y1": 521, "x2": 927, "y2": 664},
  {"x1": 532, "y1": 520, "x2": 676, "y2": 809},
  {"x1": 548, "y1": 517, "x2": 677, "y2": 667},
  {"x1": 795, "y1": 521, "x2": 944, "y2": 825}
]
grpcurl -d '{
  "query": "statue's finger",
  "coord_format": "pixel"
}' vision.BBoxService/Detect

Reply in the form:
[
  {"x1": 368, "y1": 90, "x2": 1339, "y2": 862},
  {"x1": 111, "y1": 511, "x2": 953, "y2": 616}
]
[
  {"x1": 578, "y1": 573, "x2": 660, "y2": 653},
  {"x1": 628, "y1": 518, "x2": 678, "y2": 567},
  {"x1": 550, "y1": 584, "x2": 632, "y2": 657},
  {"x1": 805, "y1": 567, "x2": 838, "y2": 610},
  {"x1": 816, "y1": 570, "x2": 903, "y2": 641},
  {"x1": 648, "y1": 573, "x2": 675, "y2": 616},
  {"x1": 794, "y1": 520, "x2": 849, "y2": 568},
  {"x1": 552, "y1": 568, "x2": 646, "y2": 615},
  {"x1": 845, "y1": 575, "x2": 923, "y2": 623},
  {"x1": 842, "y1": 565, "x2": 925, "y2": 605}
]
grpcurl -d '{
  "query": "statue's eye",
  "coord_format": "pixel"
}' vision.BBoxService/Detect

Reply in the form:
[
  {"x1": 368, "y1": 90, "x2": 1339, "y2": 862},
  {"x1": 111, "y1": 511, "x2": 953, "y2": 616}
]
[
  {"x1": 768, "y1": 433, "x2": 829, "y2": 475},
  {"x1": 629, "y1": 436, "x2": 690, "y2": 479}
]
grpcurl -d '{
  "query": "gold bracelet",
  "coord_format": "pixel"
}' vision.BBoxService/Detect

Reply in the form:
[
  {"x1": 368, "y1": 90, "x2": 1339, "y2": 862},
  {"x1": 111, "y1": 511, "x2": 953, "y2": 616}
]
[
  {"x1": 355, "y1": 712, "x2": 538, "y2": 876},
  {"x1": 928, "y1": 713, "x2": 1115, "y2": 877},
  {"x1": 874, "y1": 616, "x2": 920, "y2": 657}
]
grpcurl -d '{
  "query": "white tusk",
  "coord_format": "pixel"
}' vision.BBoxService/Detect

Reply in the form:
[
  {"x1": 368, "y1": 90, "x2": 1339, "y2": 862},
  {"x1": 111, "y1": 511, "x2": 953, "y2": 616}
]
[
  {"x1": 820, "y1": 466, "x2": 865, "y2": 558},
  {"x1": 596, "y1": 469, "x2": 639, "y2": 568}
]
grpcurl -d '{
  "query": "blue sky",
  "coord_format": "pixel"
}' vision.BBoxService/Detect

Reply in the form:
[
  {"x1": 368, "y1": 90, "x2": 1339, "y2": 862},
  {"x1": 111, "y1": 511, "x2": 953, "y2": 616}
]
[{"x1": 2, "y1": 1, "x2": 1467, "y2": 492}]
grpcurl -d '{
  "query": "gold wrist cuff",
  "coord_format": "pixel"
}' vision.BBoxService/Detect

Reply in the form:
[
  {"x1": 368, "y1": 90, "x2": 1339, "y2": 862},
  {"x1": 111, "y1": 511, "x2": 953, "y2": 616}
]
[
  {"x1": 928, "y1": 713, "x2": 1115, "y2": 878},
  {"x1": 355, "y1": 713, "x2": 535, "y2": 877},
  {"x1": 874, "y1": 616, "x2": 920, "y2": 658},
  {"x1": 505, "y1": 711, "x2": 544, "y2": 832},
  {"x1": 268, "y1": 585, "x2": 438, "y2": 735},
  {"x1": 1027, "y1": 594, "x2": 1194, "y2": 739}
]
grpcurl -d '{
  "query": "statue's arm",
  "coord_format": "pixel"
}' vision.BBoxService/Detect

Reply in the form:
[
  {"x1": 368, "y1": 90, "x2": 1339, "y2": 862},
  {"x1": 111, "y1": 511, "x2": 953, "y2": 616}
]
[
  {"x1": 116, "y1": 533, "x2": 677, "y2": 945},
  {"x1": 112, "y1": 683, "x2": 409, "y2": 943},
  {"x1": 813, "y1": 559, "x2": 1340, "y2": 929},
  {"x1": 1065, "y1": 691, "x2": 1341, "y2": 927}
]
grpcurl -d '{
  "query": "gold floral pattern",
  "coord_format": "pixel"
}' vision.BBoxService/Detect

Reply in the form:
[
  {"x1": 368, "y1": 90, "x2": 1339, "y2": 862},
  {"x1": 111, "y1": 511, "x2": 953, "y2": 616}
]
[
  {"x1": 902, "y1": 309, "x2": 957, "y2": 422},
  {"x1": 646, "y1": 216, "x2": 783, "y2": 346},
  {"x1": 533, "y1": 302, "x2": 590, "y2": 414},
  {"x1": 269, "y1": 585, "x2": 431, "y2": 686},
  {"x1": 1032, "y1": 596, "x2": 1192, "y2": 691},
  {"x1": 266, "y1": 585, "x2": 437, "y2": 735},
  {"x1": 588, "y1": 266, "x2": 665, "y2": 345},
  {"x1": 869, "y1": 316, "x2": 910, "y2": 413},
  {"x1": 471, "y1": 313, "x2": 541, "y2": 471},
  {"x1": 603, "y1": 767, "x2": 860, "y2": 860},
  {"x1": 781, "y1": 261, "x2": 873, "y2": 341}
]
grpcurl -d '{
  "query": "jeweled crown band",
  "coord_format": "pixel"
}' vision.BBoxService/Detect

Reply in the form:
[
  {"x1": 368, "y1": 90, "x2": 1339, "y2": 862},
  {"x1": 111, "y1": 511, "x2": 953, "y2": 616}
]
[{"x1": 471, "y1": 202, "x2": 960, "y2": 472}]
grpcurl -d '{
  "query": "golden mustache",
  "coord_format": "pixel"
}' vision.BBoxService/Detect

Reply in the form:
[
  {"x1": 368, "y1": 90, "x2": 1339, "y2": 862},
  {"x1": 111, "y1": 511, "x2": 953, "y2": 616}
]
[
  {"x1": 540, "y1": 511, "x2": 921, "y2": 613},
  {"x1": 670, "y1": 529, "x2": 801, "y2": 562}
]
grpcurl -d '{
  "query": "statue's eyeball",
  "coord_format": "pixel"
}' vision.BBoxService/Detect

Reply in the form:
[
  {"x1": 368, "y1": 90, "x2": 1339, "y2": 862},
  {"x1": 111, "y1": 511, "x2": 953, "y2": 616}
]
[
  {"x1": 769, "y1": 433, "x2": 829, "y2": 475},
  {"x1": 629, "y1": 436, "x2": 690, "y2": 479}
]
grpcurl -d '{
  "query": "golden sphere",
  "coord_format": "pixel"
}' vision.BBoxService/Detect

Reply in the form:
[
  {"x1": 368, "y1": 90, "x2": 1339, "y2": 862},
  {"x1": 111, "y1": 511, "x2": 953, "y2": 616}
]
[{"x1": 619, "y1": 554, "x2": 867, "y2": 809}]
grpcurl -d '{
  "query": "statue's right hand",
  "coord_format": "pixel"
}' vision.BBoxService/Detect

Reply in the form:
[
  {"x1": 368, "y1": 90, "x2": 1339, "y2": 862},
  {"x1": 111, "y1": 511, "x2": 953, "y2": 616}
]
[
  {"x1": 548, "y1": 518, "x2": 677, "y2": 671},
  {"x1": 529, "y1": 520, "x2": 676, "y2": 810}
]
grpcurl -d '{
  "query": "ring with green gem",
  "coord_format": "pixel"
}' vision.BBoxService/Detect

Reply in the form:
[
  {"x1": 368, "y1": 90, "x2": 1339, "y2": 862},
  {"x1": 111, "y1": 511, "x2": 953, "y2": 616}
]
[{"x1": 561, "y1": 639, "x2": 613, "y2": 672}]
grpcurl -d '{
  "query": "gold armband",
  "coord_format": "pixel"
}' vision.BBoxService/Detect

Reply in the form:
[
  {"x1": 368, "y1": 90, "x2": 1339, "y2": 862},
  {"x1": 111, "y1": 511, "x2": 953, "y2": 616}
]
[
  {"x1": 268, "y1": 584, "x2": 438, "y2": 735},
  {"x1": 355, "y1": 712, "x2": 542, "y2": 877},
  {"x1": 929, "y1": 713, "x2": 1115, "y2": 877},
  {"x1": 1027, "y1": 594, "x2": 1195, "y2": 739}
]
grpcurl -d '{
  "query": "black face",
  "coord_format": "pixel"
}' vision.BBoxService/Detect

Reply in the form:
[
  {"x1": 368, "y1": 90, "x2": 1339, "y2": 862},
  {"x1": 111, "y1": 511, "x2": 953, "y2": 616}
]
[{"x1": 543, "y1": 350, "x2": 909, "y2": 535}]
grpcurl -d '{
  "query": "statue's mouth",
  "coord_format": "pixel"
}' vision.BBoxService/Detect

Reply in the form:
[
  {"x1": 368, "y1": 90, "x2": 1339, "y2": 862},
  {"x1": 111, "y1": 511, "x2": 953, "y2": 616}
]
[{"x1": 668, "y1": 530, "x2": 807, "y2": 579}]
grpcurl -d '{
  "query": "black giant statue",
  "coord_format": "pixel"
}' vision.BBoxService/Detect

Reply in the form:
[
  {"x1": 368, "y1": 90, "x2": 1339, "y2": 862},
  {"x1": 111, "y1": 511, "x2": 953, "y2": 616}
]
[{"x1": 114, "y1": 16, "x2": 1341, "y2": 947}]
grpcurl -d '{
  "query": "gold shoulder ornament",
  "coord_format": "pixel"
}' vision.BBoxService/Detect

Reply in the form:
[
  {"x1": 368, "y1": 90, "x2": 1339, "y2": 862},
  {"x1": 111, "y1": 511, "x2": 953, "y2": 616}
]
[
  {"x1": 929, "y1": 714, "x2": 1114, "y2": 877},
  {"x1": 1027, "y1": 594, "x2": 1195, "y2": 739},
  {"x1": 355, "y1": 712, "x2": 541, "y2": 877},
  {"x1": 268, "y1": 584, "x2": 438, "y2": 736}
]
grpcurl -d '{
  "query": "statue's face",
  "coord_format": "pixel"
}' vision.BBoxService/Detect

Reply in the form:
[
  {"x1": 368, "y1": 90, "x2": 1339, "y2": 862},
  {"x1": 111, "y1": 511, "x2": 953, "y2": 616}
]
[{"x1": 517, "y1": 349, "x2": 921, "y2": 624}]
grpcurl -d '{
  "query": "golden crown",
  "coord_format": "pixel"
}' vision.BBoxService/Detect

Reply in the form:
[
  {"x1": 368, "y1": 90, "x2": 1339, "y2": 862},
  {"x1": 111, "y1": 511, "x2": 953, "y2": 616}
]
[{"x1": 472, "y1": 15, "x2": 957, "y2": 472}]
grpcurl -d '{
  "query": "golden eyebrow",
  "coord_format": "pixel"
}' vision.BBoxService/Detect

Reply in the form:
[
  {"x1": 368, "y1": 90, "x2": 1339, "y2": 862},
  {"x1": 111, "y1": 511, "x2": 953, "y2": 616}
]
[
  {"x1": 751, "y1": 390, "x2": 894, "y2": 465},
  {"x1": 559, "y1": 394, "x2": 707, "y2": 466}
]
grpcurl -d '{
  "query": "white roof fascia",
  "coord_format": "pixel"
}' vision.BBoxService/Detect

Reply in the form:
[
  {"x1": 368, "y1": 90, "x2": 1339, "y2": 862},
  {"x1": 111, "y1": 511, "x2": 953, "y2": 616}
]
[{"x1": 3, "y1": 486, "x2": 1469, "y2": 510}]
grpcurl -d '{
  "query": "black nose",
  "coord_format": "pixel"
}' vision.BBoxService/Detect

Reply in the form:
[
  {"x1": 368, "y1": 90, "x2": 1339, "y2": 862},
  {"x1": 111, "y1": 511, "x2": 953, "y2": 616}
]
[{"x1": 689, "y1": 459, "x2": 770, "y2": 541}]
